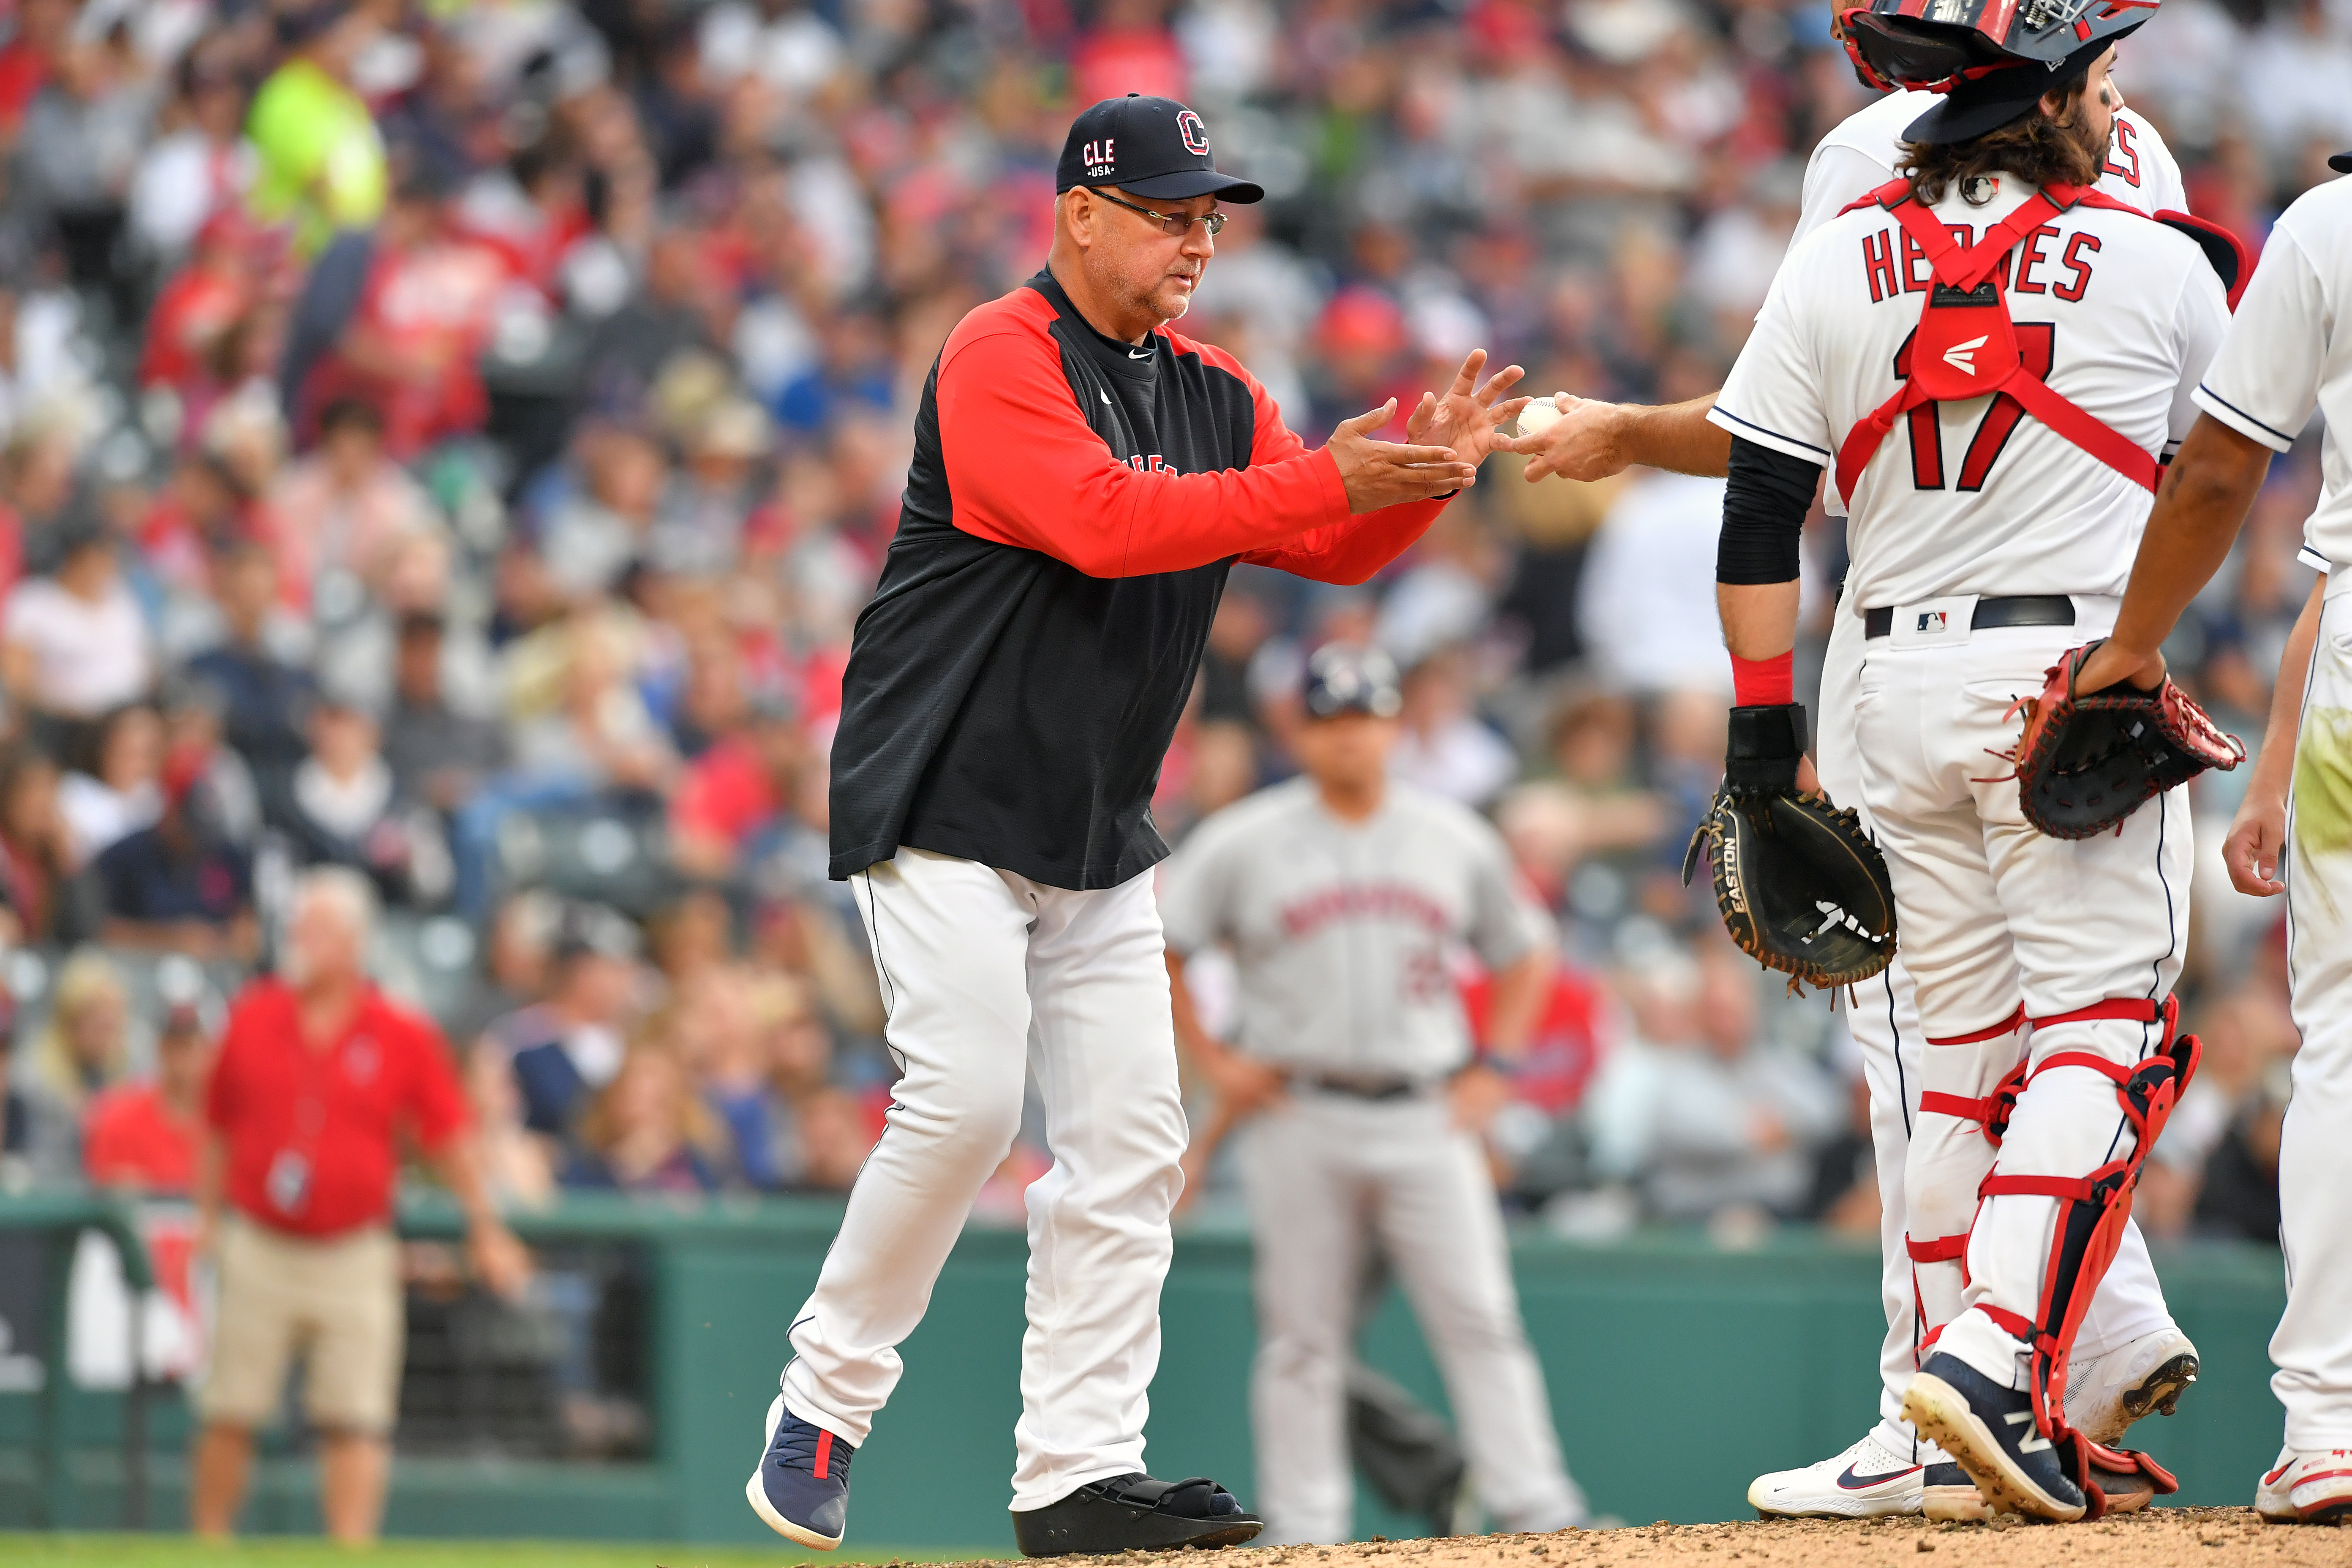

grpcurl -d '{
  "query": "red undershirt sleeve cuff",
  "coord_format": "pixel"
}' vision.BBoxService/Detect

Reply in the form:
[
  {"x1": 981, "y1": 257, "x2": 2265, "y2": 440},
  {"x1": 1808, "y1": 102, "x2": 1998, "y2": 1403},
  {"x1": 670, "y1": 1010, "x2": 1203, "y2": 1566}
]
[{"x1": 1309, "y1": 446, "x2": 1350, "y2": 526}]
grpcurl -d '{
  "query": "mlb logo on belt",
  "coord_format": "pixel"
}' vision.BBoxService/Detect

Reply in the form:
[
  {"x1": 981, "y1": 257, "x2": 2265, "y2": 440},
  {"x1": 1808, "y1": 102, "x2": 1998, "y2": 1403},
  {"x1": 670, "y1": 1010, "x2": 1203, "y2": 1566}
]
[{"x1": 1890, "y1": 594, "x2": 1978, "y2": 648}]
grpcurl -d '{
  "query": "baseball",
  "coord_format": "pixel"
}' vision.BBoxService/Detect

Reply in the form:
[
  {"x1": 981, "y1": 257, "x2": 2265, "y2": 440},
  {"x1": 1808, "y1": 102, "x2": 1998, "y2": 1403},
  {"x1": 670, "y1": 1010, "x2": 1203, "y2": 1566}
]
[{"x1": 1516, "y1": 394, "x2": 1564, "y2": 437}]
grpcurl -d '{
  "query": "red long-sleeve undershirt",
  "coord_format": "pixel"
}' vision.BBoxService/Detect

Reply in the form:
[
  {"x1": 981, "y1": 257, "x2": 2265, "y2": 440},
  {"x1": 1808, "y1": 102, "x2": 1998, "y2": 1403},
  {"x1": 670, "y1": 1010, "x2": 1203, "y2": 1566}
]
[{"x1": 935, "y1": 297, "x2": 1449, "y2": 586}]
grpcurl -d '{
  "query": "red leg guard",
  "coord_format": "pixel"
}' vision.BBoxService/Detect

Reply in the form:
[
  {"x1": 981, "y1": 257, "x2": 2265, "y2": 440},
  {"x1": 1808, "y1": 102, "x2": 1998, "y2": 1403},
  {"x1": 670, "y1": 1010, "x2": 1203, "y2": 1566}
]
[{"x1": 1974, "y1": 997, "x2": 2200, "y2": 1519}]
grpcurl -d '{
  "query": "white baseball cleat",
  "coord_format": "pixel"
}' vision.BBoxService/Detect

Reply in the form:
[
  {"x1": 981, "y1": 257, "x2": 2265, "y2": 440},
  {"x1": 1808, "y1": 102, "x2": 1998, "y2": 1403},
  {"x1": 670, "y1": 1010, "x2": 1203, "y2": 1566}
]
[
  {"x1": 1748, "y1": 1432, "x2": 1924, "y2": 1519},
  {"x1": 2064, "y1": 1325, "x2": 2198, "y2": 1445},
  {"x1": 2255, "y1": 1448, "x2": 2352, "y2": 1524}
]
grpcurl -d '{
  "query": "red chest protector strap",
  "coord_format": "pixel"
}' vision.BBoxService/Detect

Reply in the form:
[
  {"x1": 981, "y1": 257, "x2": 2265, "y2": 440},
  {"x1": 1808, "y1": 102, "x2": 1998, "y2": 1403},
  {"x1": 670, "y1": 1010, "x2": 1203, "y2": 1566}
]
[{"x1": 1831, "y1": 179, "x2": 2163, "y2": 507}]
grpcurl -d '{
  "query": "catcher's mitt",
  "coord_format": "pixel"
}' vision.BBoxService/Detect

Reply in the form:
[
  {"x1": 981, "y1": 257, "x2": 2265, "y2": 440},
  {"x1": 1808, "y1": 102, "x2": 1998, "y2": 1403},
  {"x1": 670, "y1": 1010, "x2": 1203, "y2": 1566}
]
[
  {"x1": 1684, "y1": 705, "x2": 1897, "y2": 992},
  {"x1": 2010, "y1": 640, "x2": 2244, "y2": 840}
]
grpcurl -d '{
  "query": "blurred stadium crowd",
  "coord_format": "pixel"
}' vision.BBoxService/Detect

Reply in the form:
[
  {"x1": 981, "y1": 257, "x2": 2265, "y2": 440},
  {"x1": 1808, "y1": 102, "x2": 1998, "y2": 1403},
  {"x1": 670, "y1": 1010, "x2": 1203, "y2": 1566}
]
[{"x1": 0, "y1": 0, "x2": 2331, "y2": 1281}]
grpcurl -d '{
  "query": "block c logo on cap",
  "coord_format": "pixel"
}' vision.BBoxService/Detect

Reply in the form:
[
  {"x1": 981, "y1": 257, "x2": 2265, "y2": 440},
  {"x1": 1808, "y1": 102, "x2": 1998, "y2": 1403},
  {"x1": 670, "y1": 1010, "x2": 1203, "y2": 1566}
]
[{"x1": 1177, "y1": 110, "x2": 1209, "y2": 155}]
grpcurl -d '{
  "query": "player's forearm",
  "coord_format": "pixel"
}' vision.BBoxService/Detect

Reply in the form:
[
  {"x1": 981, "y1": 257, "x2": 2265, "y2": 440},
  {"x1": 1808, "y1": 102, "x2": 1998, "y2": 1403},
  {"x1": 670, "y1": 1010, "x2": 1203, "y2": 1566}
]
[
  {"x1": 1481, "y1": 948, "x2": 1554, "y2": 1059},
  {"x1": 2247, "y1": 574, "x2": 2325, "y2": 806},
  {"x1": 1622, "y1": 395, "x2": 1732, "y2": 477},
  {"x1": 2107, "y1": 415, "x2": 2276, "y2": 663},
  {"x1": 1244, "y1": 495, "x2": 1446, "y2": 585},
  {"x1": 1718, "y1": 581, "x2": 1802, "y2": 661}
]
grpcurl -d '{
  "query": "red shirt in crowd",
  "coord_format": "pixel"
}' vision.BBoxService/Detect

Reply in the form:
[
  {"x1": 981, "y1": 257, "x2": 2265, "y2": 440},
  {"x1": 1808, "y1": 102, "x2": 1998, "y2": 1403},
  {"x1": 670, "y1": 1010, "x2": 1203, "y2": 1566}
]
[
  {"x1": 1460, "y1": 965, "x2": 1612, "y2": 1117},
  {"x1": 204, "y1": 977, "x2": 470, "y2": 1238},
  {"x1": 83, "y1": 1084, "x2": 201, "y2": 1193}
]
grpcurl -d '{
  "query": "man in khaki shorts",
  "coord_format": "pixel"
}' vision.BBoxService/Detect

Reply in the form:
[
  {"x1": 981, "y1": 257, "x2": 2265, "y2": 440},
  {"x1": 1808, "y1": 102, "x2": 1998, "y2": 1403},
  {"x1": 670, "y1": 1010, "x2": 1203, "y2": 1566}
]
[{"x1": 193, "y1": 867, "x2": 529, "y2": 1541}]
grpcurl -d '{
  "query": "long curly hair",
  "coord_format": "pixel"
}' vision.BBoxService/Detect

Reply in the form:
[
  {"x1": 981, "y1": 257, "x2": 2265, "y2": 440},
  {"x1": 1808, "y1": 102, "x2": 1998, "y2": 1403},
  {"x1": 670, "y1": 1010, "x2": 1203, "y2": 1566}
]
[{"x1": 1898, "y1": 73, "x2": 2106, "y2": 207}]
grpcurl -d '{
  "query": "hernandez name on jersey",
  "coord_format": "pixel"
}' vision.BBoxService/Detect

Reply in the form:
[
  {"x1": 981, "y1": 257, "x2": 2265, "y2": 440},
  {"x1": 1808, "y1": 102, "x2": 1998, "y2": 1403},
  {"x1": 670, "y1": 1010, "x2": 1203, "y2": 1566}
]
[{"x1": 1713, "y1": 177, "x2": 2227, "y2": 612}]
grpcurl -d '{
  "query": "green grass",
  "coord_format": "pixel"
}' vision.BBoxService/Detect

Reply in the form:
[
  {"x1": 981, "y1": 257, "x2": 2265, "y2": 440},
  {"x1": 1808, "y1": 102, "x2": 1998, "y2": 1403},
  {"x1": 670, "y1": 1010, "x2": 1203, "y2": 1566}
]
[{"x1": 0, "y1": 1537, "x2": 1011, "y2": 1568}]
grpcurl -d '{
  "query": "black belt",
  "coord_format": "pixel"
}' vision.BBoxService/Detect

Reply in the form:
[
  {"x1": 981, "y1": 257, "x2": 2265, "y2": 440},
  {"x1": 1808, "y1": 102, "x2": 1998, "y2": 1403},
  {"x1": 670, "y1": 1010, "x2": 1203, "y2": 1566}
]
[
  {"x1": 1863, "y1": 595, "x2": 2075, "y2": 640},
  {"x1": 1292, "y1": 1071, "x2": 1428, "y2": 1102}
]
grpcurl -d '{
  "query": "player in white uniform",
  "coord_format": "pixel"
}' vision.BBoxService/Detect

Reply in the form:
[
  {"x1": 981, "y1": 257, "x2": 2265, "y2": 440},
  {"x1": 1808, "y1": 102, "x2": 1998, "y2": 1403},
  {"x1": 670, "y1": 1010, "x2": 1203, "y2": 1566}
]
[
  {"x1": 1159, "y1": 645, "x2": 1587, "y2": 1544},
  {"x1": 2064, "y1": 150, "x2": 2352, "y2": 1526},
  {"x1": 1507, "y1": 29, "x2": 2201, "y2": 1522},
  {"x1": 1709, "y1": 16, "x2": 2227, "y2": 1519}
]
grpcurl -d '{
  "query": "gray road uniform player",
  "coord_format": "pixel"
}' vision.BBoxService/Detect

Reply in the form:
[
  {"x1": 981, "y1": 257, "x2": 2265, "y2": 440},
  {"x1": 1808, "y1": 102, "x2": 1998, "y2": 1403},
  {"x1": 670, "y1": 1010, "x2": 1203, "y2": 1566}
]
[{"x1": 1158, "y1": 646, "x2": 1586, "y2": 1545}]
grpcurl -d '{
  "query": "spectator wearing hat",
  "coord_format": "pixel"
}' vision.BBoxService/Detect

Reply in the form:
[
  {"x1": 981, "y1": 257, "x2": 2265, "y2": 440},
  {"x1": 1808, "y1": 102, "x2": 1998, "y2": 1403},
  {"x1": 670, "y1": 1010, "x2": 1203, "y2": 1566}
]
[
  {"x1": 1, "y1": 512, "x2": 155, "y2": 734},
  {"x1": 191, "y1": 867, "x2": 528, "y2": 1544},
  {"x1": 650, "y1": 400, "x2": 771, "y2": 578},
  {"x1": 493, "y1": 904, "x2": 642, "y2": 1153},
  {"x1": 84, "y1": 1000, "x2": 215, "y2": 1195},
  {"x1": 93, "y1": 743, "x2": 259, "y2": 963}
]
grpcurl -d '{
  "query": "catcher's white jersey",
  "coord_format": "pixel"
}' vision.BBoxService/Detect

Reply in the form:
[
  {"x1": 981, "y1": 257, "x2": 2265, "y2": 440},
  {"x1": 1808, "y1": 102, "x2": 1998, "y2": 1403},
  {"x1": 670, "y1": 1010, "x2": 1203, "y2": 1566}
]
[
  {"x1": 1795, "y1": 94, "x2": 2187, "y2": 248},
  {"x1": 1711, "y1": 179, "x2": 2227, "y2": 611},
  {"x1": 2193, "y1": 174, "x2": 2352, "y2": 569}
]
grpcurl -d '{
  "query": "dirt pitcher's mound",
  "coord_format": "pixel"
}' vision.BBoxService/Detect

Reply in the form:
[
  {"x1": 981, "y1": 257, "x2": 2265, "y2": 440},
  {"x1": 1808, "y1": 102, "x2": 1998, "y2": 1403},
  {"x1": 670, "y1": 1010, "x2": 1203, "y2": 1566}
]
[{"x1": 1094, "y1": 1508, "x2": 2342, "y2": 1568}]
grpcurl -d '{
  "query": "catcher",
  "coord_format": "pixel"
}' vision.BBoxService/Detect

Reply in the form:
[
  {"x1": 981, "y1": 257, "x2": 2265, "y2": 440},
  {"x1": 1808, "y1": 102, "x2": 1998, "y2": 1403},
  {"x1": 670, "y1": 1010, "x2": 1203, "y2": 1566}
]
[{"x1": 1699, "y1": 14, "x2": 2236, "y2": 1523}]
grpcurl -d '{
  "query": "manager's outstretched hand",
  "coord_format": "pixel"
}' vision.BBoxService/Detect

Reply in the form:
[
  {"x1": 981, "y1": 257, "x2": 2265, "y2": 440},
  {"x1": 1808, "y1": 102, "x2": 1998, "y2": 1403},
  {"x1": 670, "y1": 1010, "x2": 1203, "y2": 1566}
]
[
  {"x1": 1327, "y1": 400, "x2": 1480, "y2": 514},
  {"x1": 1407, "y1": 348, "x2": 1529, "y2": 467}
]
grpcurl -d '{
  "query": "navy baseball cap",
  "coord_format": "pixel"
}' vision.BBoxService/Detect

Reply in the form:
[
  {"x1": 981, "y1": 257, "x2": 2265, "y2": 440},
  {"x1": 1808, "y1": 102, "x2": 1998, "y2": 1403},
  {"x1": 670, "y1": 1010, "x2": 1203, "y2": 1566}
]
[
  {"x1": 1303, "y1": 644, "x2": 1403, "y2": 720},
  {"x1": 1056, "y1": 94, "x2": 1264, "y2": 204}
]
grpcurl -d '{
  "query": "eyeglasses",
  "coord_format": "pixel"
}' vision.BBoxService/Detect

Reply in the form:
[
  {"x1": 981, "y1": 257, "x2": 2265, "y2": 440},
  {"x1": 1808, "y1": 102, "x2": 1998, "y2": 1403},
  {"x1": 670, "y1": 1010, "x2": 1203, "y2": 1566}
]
[{"x1": 1087, "y1": 187, "x2": 1228, "y2": 238}]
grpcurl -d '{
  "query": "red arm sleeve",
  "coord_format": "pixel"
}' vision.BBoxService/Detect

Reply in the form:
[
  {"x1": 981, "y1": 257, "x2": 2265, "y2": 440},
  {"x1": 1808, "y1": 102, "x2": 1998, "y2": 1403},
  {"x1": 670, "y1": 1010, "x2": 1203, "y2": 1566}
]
[
  {"x1": 938, "y1": 326, "x2": 1353, "y2": 577},
  {"x1": 401, "y1": 1017, "x2": 471, "y2": 1151},
  {"x1": 1221, "y1": 357, "x2": 1449, "y2": 585},
  {"x1": 203, "y1": 1017, "x2": 240, "y2": 1132}
]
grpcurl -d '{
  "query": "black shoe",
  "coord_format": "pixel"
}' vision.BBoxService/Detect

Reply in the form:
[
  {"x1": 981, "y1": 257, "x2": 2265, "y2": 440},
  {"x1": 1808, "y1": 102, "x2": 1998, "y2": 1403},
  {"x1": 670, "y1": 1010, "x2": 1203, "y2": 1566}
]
[
  {"x1": 1013, "y1": 1473, "x2": 1264, "y2": 1557},
  {"x1": 1904, "y1": 1352, "x2": 2085, "y2": 1522}
]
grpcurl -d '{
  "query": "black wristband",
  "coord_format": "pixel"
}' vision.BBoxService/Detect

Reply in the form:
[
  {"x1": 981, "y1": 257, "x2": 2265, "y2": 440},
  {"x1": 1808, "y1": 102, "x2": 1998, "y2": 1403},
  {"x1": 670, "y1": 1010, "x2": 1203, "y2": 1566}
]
[{"x1": 1724, "y1": 703, "x2": 1806, "y2": 798}]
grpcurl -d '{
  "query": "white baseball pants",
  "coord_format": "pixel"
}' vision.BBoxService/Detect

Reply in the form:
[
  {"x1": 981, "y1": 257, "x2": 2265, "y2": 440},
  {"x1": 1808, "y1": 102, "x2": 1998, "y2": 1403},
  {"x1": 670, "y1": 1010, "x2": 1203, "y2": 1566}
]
[
  {"x1": 1818, "y1": 604, "x2": 2178, "y2": 1434},
  {"x1": 780, "y1": 848, "x2": 1190, "y2": 1510},
  {"x1": 2276, "y1": 585, "x2": 2352, "y2": 1450},
  {"x1": 1237, "y1": 1093, "x2": 1586, "y2": 1543},
  {"x1": 1849, "y1": 610, "x2": 2189, "y2": 1390}
]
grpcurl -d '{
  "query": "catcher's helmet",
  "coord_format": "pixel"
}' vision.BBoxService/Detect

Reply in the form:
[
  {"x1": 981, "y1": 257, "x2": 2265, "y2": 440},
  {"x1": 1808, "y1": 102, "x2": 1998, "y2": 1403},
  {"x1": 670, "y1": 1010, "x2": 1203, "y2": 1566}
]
[{"x1": 1841, "y1": 0, "x2": 2157, "y2": 95}]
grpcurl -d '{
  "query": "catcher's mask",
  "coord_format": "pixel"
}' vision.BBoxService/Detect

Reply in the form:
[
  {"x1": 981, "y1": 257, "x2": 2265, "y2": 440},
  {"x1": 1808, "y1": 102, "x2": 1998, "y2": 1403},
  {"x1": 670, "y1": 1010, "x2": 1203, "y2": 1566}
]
[{"x1": 1841, "y1": 0, "x2": 2156, "y2": 95}]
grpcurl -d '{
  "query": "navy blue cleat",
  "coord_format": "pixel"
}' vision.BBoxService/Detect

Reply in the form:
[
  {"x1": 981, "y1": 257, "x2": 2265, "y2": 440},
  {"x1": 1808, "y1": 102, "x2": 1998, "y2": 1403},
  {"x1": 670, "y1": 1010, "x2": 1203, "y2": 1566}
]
[
  {"x1": 746, "y1": 1394, "x2": 855, "y2": 1549},
  {"x1": 1904, "y1": 1351, "x2": 2085, "y2": 1522},
  {"x1": 1921, "y1": 1461, "x2": 1989, "y2": 1523}
]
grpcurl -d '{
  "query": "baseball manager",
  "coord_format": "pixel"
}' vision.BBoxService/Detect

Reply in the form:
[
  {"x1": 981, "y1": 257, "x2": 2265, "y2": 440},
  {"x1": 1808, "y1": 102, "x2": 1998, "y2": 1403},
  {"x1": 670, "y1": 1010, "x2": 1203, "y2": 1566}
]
[{"x1": 744, "y1": 93, "x2": 1527, "y2": 1557}]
